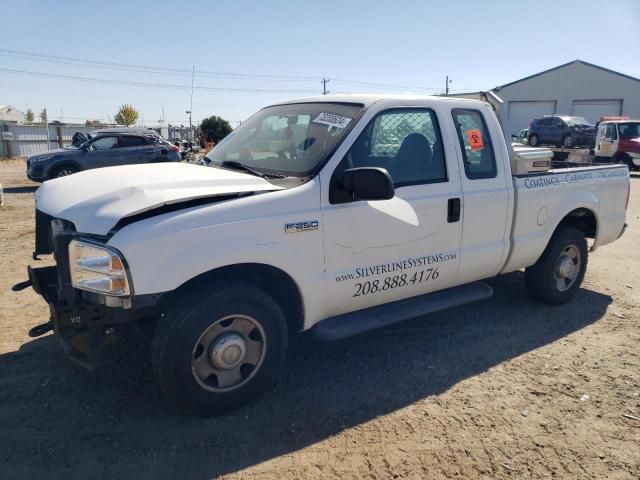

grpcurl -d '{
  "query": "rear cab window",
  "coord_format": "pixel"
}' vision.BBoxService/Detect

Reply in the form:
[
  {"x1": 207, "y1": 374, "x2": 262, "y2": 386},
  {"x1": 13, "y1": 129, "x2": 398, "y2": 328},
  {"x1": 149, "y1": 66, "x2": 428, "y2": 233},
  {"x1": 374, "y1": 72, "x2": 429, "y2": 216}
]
[{"x1": 452, "y1": 109, "x2": 497, "y2": 180}]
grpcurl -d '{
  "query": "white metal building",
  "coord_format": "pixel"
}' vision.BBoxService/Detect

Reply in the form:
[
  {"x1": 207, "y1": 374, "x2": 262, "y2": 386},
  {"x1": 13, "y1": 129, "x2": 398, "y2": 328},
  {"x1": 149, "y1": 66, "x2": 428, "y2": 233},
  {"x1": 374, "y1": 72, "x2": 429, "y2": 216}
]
[
  {"x1": 0, "y1": 105, "x2": 26, "y2": 124},
  {"x1": 454, "y1": 60, "x2": 640, "y2": 136}
]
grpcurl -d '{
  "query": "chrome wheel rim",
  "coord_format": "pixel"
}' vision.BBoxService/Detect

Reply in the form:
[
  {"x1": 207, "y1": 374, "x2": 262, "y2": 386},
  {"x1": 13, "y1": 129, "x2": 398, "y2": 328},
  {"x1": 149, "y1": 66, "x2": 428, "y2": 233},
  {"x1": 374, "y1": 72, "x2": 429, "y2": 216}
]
[
  {"x1": 530, "y1": 136, "x2": 538, "y2": 146},
  {"x1": 56, "y1": 168, "x2": 74, "y2": 177},
  {"x1": 564, "y1": 137, "x2": 572, "y2": 147},
  {"x1": 554, "y1": 244, "x2": 581, "y2": 292},
  {"x1": 191, "y1": 314, "x2": 266, "y2": 392}
]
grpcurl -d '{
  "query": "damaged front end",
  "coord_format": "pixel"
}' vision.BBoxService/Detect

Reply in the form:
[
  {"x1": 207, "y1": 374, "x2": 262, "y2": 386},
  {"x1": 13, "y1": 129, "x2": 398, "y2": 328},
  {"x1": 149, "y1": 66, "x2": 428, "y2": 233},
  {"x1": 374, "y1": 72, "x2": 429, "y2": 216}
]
[{"x1": 14, "y1": 210, "x2": 161, "y2": 369}]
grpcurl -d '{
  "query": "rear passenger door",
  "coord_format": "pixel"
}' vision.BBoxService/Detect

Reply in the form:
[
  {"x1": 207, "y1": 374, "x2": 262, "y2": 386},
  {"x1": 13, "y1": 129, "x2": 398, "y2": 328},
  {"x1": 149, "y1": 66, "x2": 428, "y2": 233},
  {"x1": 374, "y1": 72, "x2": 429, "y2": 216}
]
[
  {"x1": 452, "y1": 108, "x2": 510, "y2": 283},
  {"x1": 117, "y1": 135, "x2": 155, "y2": 165}
]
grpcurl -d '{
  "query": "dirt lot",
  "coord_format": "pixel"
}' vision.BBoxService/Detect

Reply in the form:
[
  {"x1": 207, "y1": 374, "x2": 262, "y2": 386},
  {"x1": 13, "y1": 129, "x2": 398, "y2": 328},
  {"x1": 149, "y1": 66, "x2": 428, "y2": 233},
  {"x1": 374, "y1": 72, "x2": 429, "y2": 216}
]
[{"x1": 1, "y1": 159, "x2": 639, "y2": 479}]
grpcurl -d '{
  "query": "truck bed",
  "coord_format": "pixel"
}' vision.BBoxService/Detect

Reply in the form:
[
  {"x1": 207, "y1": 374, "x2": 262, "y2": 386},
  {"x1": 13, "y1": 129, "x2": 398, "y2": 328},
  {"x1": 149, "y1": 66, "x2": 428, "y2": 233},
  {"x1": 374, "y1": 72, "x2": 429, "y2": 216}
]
[{"x1": 502, "y1": 164, "x2": 629, "y2": 273}]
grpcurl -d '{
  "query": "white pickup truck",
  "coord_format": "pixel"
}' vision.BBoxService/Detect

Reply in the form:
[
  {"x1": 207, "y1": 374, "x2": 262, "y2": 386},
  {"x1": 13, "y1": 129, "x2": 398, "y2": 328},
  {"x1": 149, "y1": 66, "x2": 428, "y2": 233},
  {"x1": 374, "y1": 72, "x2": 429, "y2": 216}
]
[{"x1": 18, "y1": 95, "x2": 629, "y2": 415}]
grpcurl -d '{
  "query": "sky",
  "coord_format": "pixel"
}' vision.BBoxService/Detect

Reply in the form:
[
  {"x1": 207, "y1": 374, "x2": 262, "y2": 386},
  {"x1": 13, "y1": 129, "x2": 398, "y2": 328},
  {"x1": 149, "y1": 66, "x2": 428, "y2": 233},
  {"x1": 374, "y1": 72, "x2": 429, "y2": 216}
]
[{"x1": 1, "y1": 0, "x2": 639, "y2": 127}]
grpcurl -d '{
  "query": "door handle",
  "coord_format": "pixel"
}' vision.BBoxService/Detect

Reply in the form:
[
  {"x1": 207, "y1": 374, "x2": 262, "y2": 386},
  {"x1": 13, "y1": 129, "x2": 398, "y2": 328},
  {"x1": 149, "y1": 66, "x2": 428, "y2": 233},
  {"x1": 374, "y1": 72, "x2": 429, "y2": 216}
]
[{"x1": 447, "y1": 198, "x2": 461, "y2": 223}]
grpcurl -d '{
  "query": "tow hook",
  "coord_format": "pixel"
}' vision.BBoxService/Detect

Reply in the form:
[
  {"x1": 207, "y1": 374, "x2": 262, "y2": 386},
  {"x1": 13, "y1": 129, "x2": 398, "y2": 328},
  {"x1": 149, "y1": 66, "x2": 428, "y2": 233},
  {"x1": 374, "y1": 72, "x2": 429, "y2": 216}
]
[
  {"x1": 28, "y1": 321, "x2": 53, "y2": 338},
  {"x1": 12, "y1": 280, "x2": 32, "y2": 292}
]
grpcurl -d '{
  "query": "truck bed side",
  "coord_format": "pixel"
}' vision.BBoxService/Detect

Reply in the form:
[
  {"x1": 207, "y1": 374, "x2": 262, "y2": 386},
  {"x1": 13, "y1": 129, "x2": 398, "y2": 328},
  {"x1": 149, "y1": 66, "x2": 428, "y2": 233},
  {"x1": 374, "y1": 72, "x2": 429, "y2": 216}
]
[{"x1": 501, "y1": 165, "x2": 629, "y2": 274}]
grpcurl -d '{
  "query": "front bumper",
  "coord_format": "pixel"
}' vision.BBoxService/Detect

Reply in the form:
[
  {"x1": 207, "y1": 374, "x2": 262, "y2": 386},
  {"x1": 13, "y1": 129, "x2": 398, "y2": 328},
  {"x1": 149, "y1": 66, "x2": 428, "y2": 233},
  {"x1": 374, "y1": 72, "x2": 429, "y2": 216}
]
[
  {"x1": 26, "y1": 160, "x2": 47, "y2": 182},
  {"x1": 28, "y1": 264, "x2": 159, "y2": 369},
  {"x1": 573, "y1": 134, "x2": 595, "y2": 147},
  {"x1": 24, "y1": 212, "x2": 162, "y2": 369}
]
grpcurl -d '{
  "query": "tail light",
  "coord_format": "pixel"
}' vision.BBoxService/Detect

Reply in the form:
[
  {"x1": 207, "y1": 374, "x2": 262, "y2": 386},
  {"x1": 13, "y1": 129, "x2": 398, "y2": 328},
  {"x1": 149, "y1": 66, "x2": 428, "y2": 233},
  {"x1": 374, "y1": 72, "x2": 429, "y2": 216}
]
[{"x1": 169, "y1": 145, "x2": 179, "y2": 152}]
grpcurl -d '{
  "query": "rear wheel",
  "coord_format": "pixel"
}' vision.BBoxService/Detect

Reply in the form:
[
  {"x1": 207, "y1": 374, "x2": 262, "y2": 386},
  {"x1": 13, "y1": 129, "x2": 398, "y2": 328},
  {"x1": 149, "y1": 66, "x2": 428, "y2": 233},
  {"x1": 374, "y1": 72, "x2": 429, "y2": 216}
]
[
  {"x1": 151, "y1": 280, "x2": 288, "y2": 416},
  {"x1": 528, "y1": 134, "x2": 539, "y2": 147},
  {"x1": 50, "y1": 165, "x2": 78, "y2": 179},
  {"x1": 525, "y1": 226, "x2": 588, "y2": 305}
]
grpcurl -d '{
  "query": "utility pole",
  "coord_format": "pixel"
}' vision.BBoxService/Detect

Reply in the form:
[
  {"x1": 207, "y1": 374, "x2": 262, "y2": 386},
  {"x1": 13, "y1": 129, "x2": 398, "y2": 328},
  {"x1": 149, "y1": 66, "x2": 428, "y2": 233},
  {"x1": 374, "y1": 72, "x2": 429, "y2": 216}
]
[
  {"x1": 44, "y1": 108, "x2": 50, "y2": 150},
  {"x1": 321, "y1": 77, "x2": 330, "y2": 95},
  {"x1": 188, "y1": 65, "x2": 195, "y2": 140},
  {"x1": 445, "y1": 75, "x2": 452, "y2": 95}
]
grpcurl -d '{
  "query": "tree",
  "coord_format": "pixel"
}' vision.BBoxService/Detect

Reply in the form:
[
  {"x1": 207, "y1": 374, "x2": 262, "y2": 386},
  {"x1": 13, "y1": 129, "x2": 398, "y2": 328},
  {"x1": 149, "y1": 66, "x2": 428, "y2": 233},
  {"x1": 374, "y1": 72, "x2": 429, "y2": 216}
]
[
  {"x1": 114, "y1": 104, "x2": 139, "y2": 126},
  {"x1": 199, "y1": 115, "x2": 233, "y2": 143},
  {"x1": 25, "y1": 109, "x2": 34, "y2": 124},
  {"x1": 40, "y1": 108, "x2": 48, "y2": 124}
]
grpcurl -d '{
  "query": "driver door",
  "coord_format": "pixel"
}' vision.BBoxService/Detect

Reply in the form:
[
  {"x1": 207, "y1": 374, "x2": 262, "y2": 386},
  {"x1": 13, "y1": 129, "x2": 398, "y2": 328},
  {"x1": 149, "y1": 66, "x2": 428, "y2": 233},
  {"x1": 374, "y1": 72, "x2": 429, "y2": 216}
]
[
  {"x1": 321, "y1": 108, "x2": 463, "y2": 317},
  {"x1": 83, "y1": 136, "x2": 121, "y2": 169},
  {"x1": 595, "y1": 123, "x2": 617, "y2": 158}
]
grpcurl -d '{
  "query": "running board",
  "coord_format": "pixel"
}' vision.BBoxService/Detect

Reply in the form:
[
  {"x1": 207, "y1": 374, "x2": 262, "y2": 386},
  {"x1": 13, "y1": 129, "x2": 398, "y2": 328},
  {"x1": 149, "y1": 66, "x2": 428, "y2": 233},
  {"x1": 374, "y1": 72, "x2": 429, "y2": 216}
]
[{"x1": 312, "y1": 282, "x2": 493, "y2": 341}]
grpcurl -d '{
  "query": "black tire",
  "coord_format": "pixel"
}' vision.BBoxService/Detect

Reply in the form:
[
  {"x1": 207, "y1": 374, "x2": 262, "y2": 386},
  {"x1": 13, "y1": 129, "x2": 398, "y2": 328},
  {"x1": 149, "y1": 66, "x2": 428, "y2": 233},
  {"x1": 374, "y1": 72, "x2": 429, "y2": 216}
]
[
  {"x1": 49, "y1": 164, "x2": 78, "y2": 179},
  {"x1": 151, "y1": 280, "x2": 288, "y2": 416},
  {"x1": 528, "y1": 134, "x2": 539, "y2": 147},
  {"x1": 525, "y1": 226, "x2": 588, "y2": 305},
  {"x1": 562, "y1": 135, "x2": 574, "y2": 148},
  {"x1": 616, "y1": 154, "x2": 634, "y2": 170}
]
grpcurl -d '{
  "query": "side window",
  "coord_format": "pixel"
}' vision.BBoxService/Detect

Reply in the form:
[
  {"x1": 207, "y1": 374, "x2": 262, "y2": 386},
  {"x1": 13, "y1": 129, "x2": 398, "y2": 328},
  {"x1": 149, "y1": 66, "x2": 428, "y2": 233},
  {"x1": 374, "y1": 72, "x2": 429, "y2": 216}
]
[
  {"x1": 452, "y1": 109, "x2": 497, "y2": 180},
  {"x1": 119, "y1": 136, "x2": 148, "y2": 148},
  {"x1": 88, "y1": 136, "x2": 118, "y2": 151},
  {"x1": 539, "y1": 117, "x2": 552, "y2": 126},
  {"x1": 552, "y1": 118, "x2": 563, "y2": 127},
  {"x1": 344, "y1": 109, "x2": 447, "y2": 187},
  {"x1": 605, "y1": 124, "x2": 617, "y2": 140}
]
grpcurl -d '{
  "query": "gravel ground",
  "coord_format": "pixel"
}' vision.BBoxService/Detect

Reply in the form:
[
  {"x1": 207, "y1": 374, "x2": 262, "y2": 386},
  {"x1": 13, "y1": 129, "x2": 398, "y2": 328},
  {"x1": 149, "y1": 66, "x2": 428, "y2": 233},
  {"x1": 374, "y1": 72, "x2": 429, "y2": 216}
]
[{"x1": 0, "y1": 159, "x2": 639, "y2": 479}]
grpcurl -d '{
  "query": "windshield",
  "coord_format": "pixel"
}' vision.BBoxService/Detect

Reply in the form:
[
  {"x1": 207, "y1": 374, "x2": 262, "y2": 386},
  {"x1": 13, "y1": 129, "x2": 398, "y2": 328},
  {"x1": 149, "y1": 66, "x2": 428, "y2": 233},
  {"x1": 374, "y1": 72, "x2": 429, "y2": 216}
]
[
  {"x1": 564, "y1": 116, "x2": 592, "y2": 127},
  {"x1": 206, "y1": 102, "x2": 363, "y2": 176},
  {"x1": 619, "y1": 122, "x2": 640, "y2": 139}
]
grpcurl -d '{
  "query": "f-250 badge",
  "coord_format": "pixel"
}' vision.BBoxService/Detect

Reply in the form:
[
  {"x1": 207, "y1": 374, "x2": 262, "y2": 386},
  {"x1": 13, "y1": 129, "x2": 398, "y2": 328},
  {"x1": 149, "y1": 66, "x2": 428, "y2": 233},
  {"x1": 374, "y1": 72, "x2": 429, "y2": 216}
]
[{"x1": 285, "y1": 220, "x2": 319, "y2": 234}]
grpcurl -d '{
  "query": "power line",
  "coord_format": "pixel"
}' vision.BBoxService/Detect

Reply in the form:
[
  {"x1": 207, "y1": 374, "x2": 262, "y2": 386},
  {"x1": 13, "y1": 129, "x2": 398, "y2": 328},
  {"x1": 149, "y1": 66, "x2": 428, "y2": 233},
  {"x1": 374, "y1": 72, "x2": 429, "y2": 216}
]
[
  {"x1": 0, "y1": 84, "x2": 263, "y2": 108},
  {"x1": 0, "y1": 49, "x2": 319, "y2": 82},
  {"x1": 0, "y1": 48, "x2": 478, "y2": 91},
  {"x1": 0, "y1": 68, "x2": 318, "y2": 94}
]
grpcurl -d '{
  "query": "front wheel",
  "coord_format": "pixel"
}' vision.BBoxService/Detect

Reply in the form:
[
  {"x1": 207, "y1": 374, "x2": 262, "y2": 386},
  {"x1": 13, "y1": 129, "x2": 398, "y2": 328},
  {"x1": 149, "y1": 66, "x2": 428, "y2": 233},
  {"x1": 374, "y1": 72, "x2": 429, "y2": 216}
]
[
  {"x1": 524, "y1": 226, "x2": 588, "y2": 305},
  {"x1": 50, "y1": 165, "x2": 78, "y2": 179},
  {"x1": 617, "y1": 154, "x2": 635, "y2": 170},
  {"x1": 562, "y1": 135, "x2": 574, "y2": 148},
  {"x1": 151, "y1": 281, "x2": 288, "y2": 415},
  {"x1": 528, "y1": 134, "x2": 539, "y2": 147}
]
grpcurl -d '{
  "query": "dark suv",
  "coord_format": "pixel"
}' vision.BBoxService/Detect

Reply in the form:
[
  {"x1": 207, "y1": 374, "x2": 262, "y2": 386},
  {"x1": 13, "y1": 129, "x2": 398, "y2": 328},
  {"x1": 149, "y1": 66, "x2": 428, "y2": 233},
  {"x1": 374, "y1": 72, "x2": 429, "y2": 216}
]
[
  {"x1": 528, "y1": 115, "x2": 596, "y2": 148},
  {"x1": 26, "y1": 129, "x2": 181, "y2": 182}
]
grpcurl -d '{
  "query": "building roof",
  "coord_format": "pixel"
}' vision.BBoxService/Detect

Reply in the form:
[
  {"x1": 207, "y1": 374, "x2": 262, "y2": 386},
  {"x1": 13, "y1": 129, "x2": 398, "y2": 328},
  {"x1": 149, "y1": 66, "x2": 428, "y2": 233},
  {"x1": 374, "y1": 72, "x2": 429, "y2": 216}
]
[
  {"x1": 0, "y1": 105, "x2": 24, "y2": 112},
  {"x1": 496, "y1": 59, "x2": 640, "y2": 90}
]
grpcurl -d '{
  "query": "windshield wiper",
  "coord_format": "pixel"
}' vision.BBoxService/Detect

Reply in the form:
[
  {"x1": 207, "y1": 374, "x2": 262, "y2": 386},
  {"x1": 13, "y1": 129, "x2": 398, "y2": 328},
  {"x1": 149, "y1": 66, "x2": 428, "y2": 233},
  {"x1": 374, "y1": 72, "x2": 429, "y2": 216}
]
[{"x1": 219, "y1": 160, "x2": 286, "y2": 179}]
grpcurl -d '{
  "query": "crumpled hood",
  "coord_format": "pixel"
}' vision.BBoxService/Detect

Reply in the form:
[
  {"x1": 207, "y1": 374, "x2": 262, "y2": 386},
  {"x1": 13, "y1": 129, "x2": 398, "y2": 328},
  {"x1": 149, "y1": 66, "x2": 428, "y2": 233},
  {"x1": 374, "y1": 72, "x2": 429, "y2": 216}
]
[{"x1": 35, "y1": 163, "x2": 283, "y2": 235}]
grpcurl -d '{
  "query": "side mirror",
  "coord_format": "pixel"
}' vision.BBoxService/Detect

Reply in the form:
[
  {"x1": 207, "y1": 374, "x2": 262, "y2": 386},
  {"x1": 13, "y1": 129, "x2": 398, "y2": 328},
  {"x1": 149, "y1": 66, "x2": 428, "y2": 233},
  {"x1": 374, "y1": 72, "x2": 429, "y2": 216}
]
[{"x1": 342, "y1": 167, "x2": 394, "y2": 201}]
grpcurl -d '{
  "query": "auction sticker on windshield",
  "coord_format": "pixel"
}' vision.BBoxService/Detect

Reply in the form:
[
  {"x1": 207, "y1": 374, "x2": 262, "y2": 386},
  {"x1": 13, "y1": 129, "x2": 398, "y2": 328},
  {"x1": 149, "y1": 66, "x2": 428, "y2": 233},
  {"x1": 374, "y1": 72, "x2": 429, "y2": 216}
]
[{"x1": 313, "y1": 112, "x2": 352, "y2": 129}]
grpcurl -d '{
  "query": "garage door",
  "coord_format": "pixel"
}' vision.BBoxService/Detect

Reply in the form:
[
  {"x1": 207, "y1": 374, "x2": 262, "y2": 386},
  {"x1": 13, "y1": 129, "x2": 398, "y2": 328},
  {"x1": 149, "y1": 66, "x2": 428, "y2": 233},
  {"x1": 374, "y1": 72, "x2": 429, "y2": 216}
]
[
  {"x1": 572, "y1": 100, "x2": 622, "y2": 124},
  {"x1": 507, "y1": 101, "x2": 556, "y2": 136}
]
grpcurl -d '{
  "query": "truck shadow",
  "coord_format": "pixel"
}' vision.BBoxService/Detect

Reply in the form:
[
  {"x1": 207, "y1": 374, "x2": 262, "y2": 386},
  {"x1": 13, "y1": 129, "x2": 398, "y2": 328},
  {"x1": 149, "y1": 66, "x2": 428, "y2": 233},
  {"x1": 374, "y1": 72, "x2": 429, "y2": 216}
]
[{"x1": 0, "y1": 272, "x2": 611, "y2": 479}]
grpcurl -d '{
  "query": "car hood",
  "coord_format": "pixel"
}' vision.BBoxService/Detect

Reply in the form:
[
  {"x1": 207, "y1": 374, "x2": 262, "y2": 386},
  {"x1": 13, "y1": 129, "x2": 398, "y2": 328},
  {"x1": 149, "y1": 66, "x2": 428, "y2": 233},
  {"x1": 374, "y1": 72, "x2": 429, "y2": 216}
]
[
  {"x1": 35, "y1": 163, "x2": 283, "y2": 235},
  {"x1": 30, "y1": 148, "x2": 78, "y2": 158}
]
